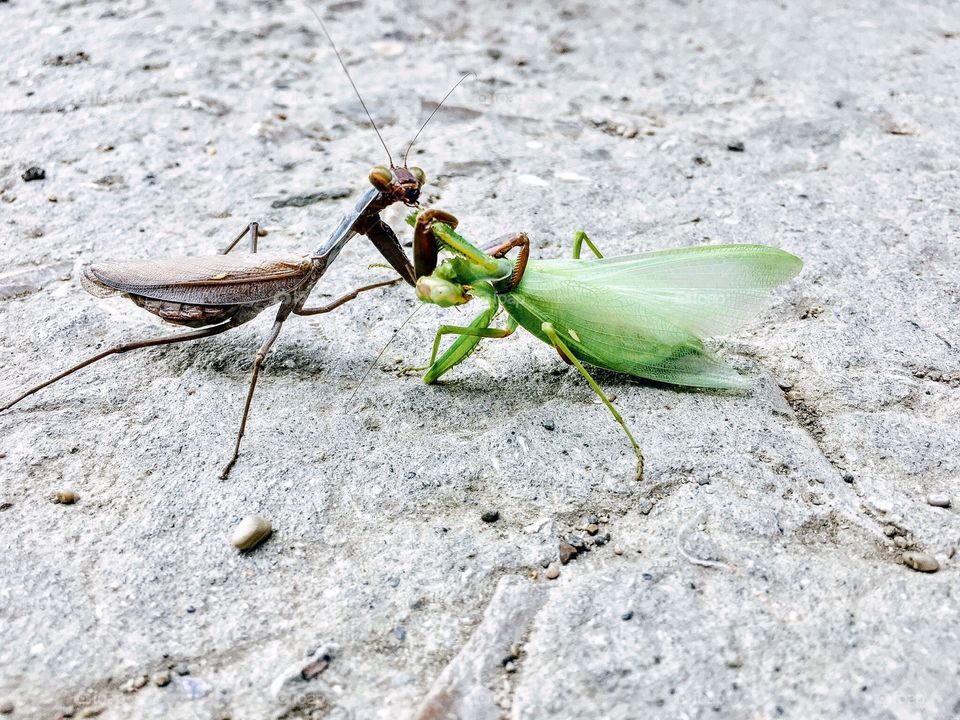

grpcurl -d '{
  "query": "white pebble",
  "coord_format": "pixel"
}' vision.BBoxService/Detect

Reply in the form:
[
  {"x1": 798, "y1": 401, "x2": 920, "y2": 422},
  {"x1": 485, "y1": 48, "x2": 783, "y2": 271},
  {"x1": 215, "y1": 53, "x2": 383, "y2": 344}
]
[{"x1": 231, "y1": 515, "x2": 272, "y2": 551}]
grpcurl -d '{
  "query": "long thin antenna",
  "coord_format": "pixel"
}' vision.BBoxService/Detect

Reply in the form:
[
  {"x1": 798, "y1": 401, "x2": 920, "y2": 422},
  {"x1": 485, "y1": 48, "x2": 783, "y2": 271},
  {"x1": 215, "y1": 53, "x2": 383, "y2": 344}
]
[
  {"x1": 402, "y1": 72, "x2": 476, "y2": 166},
  {"x1": 348, "y1": 304, "x2": 423, "y2": 404},
  {"x1": 304, "y1": 3, "x2": 394, "y2": 166}
]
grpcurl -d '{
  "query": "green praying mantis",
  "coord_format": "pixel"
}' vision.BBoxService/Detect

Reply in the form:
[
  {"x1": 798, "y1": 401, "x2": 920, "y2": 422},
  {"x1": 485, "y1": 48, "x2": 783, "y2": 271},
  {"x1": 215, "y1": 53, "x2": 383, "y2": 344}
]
[{"x1": 403, "y1": 210, "x2": 803, "y2": 479}]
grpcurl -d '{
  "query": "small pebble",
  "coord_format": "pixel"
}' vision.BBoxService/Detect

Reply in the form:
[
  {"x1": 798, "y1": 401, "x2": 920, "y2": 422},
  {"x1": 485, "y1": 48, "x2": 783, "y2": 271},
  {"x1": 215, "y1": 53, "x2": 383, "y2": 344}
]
[
  {"x1": 902, "y1": 551, "x2": 939, "y2": 573},
  {"x1": 545, "y1": 563, "x2": 560, "y2": 580},
  {"x1": 0, "y1": 701, "x2": 13, "y2": 715},
  {"x1": 926, "y1": 494, "x2": 951, "y2": 508},
  {"x1": 894, "y1": 536, "x2": 907, "y2": 548},
  {"x1": 153, "y1": 671, "x2": 171, "y2": 687},
  {"x1": 882, "y1": 525, "x2": 898, "y2": 537},
  {"x1": 842, "y1": 473, "x2": 855, "y2": 483},
  {"x1": 585, "y1": 524, "x2": 599, "y2": 535},
  {"x1": 541, "y1": 419, "x2": 555, "y2": 431},
  {"x1": 301, "y1": 655, "x2": 330, "y2": 680},
  {"x1": 583, "y1": 514, "x2": 599, "y2": 525},
  {"x1": 558, "y1": 543, "x2": 578, "y2": 565},
  {"x1": 594, "y1": 532, "x2": 610, "y2": 547},
  {"x1": 621, "y1": 611, "x2": 634, "y2": 621},
  {"x1": 21, "y1": 166, "x2": 45, "y2": 182},
  {"x1": 726, "y1": 140, "x2": 745, "y2": 152},
  {"x1": 174, "y1": 663, "x2": 190, "y2": 676},
  {"x1": 230, "y1": 515, "x2": 272, "y2": 551},
  {"x1": 53, "y1": 490, "x2": 78, "y2": 504},
  {"x1": 613, "y1": 545, "x2": 624, "y2": 555},
  {"x1": 598, "y1": 514, "x2": 609, "y2": 523},
  {"x1": 566, "y1": 534, "x2": 585, "y2": 549},
  {"x1": 481, "y1": 510, "x2": 500, "y2": 523},
  {"x1": 80, "y1": 706, "x2": 105, "y2": 718}
]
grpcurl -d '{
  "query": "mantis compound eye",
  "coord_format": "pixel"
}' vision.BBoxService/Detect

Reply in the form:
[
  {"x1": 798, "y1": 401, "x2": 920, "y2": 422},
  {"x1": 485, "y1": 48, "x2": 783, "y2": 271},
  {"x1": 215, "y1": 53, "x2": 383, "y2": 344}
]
[
  {"x1": 369, "y1": 165, "x2": 393, "y2": 191},
  {"x1": 416, "y1": 276, "x2": 470, "y2": 307},
  {"x1": 409, "y1": 166, "x2": 426, "y2": 186}
]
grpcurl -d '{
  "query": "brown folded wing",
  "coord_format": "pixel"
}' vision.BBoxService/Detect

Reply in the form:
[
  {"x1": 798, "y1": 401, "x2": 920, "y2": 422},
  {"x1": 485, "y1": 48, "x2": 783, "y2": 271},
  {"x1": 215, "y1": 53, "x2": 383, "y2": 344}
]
[{"x1": 81, "y1": 253, "x2": 315, "y2": 305}]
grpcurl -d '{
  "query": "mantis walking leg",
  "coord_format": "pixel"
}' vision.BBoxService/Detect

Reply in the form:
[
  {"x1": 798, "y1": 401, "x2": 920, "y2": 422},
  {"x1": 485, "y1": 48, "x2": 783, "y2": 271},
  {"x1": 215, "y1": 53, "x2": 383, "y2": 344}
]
[
  {"x1": 220, "y1": 306, "x2": 290, "y2": 480},
  {"x1": 413, "y1": 283, "x2": 517, "y2": 383},
  {"x1": 220, "y1": 222, "x2": 260, "y2": 254},
  {"x1": 295, "y1": 278, "x2": 401, "y2": 315},
  {"x1": 1, "y1": 320, "x2": 241, "y2": 412},
  {"x1": 540, "y1": 321, "x2": 644, "y2": 480},
  {"x1": 422, "y1": 315, "x2": 518, "y2": 384},
  {"x1": 572, "y1": 230, "x2": 604, "y2": 259}
]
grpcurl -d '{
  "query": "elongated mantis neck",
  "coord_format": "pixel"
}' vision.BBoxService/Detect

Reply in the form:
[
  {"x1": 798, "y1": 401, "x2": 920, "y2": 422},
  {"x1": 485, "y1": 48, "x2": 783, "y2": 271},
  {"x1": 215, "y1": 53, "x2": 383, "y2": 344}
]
[{"x1": 430, "y1": 222, "x2": 513, "y2": 282}]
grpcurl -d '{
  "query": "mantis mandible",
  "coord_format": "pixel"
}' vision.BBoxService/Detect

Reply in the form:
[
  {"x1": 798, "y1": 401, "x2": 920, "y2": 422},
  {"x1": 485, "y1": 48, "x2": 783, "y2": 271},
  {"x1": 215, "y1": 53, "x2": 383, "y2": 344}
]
[{"x1": 406, "y1": 210, "x2": 804, "y2": 479}]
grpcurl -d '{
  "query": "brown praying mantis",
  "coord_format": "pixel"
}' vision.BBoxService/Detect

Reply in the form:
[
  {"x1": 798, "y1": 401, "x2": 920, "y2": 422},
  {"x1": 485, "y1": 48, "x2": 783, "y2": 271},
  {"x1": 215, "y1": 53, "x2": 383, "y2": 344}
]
[{"x1": 0, "y1": 11, "x2": 470, "y2": 479}]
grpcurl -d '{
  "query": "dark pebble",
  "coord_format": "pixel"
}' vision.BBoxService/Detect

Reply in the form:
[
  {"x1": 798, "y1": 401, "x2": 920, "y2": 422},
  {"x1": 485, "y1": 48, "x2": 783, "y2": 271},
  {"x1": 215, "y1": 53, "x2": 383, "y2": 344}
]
[
  {"x1": 558, "y1": 542, "x2": 578, "y2": 565},
  {"x1": 726, "y1": 140, "x2": 745, "y2": 152},
  {"x1": 594, "y1": 532, "x2": 610, "y2": 546},
  {"x1": 186, "y1": 605, "x2": 196, "y2": 613},
  {"x1": 842, "y1": 473, "x2": 855, "y2": 483},
  {"x1": 566, "y1": 534, "x2": 585, "y2": 549},
  {"x1": 301, "y1": 655, "x2": 330, "y2": 680},
  {"x1": 481, "y1": 510, "x2": 500, "y2": 523},
  {"x1": 22, "y1": 166, "x2": 46, "y2": 182},
  {"x1": 584, "y1": 514, "x2": 599, "y2": 525},
  {"x1": 621, "y1": 611, "x2": 634, "y2": 621},
  {"x1": 541, "y1": 419, "x2": 555, "y2": 431}
]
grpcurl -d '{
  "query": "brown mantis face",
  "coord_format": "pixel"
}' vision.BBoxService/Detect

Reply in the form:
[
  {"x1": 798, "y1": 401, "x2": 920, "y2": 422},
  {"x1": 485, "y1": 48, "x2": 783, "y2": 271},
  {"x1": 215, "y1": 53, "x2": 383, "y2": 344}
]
[{"x1": 368, "y1": 165, "x2": 425, "y2": 206}]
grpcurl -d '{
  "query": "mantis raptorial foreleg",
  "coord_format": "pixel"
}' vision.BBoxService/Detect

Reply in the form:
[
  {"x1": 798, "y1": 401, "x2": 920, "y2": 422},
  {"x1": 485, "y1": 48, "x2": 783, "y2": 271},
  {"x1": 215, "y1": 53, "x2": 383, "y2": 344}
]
[
  {"x1": 540, "y1": 321, "x2": 644, "y2": 480},
  {"x1": 572, "y1": 230, "x2": 604, "y2": 260}
]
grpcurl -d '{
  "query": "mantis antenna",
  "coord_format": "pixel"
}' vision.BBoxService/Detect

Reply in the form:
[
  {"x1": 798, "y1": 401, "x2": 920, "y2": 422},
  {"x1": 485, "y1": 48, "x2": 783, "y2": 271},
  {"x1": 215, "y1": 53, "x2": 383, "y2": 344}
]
[
  {"x1": 402, "y1": 72, "x2": 477, "y2": 167},
  {"x1": 348, "y1": 304, "x2": 424, "y2": 404},
  {"x1": 304, "y1": 3, "x2": 394, "y2": 166}
]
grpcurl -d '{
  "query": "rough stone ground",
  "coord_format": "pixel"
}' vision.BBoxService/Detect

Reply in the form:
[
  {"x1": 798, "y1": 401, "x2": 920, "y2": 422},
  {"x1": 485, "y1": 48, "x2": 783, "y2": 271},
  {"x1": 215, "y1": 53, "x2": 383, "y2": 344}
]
[{"x1": 1, "y1": 1, "x2": 958, "y2": 718}]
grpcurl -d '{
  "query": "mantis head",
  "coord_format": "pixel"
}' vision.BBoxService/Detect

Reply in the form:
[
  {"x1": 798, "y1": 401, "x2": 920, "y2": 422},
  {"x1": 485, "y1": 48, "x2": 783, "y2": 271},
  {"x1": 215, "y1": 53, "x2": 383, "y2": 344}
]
[
  {"x1": 369, "y1": 165, "x2": 425, "y2": 206},
  {"x1": 415, "y1": 274, "x2": 470, "y2": 307}
]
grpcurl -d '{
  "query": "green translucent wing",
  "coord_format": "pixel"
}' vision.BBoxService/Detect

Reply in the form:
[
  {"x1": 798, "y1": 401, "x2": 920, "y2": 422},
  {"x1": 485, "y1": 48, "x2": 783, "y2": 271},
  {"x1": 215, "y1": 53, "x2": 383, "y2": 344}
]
[
  {"x1": 532, "y1": 244, "x2": 803, "y2": 337},
  {"x1": 501, "y1": 244, "x2": 802, "y2": 389}
]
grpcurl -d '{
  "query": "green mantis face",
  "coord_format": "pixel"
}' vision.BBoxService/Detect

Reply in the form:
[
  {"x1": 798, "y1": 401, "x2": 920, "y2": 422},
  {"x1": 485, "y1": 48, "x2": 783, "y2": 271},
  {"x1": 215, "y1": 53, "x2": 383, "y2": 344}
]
[
  {"x1": 412, "y1": 218, "x2": 513, "y2": 309},
  {"x1": 415, "y1": 273, "x2": 471, "y2": 307}
]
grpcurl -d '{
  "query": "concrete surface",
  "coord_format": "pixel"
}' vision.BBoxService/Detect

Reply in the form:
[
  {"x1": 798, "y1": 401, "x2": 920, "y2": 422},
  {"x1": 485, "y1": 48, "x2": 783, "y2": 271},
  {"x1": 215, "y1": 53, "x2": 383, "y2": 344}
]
[{"x1": 1, "y1": 0, "x2": 958, "y2": 718}]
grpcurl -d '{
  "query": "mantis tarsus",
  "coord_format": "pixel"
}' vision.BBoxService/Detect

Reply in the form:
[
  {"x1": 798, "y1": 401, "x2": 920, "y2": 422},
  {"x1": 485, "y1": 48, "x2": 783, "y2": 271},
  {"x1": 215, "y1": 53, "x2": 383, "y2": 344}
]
[{"x1": 407, "y1": 211, "x2": 804, "y2": 479}]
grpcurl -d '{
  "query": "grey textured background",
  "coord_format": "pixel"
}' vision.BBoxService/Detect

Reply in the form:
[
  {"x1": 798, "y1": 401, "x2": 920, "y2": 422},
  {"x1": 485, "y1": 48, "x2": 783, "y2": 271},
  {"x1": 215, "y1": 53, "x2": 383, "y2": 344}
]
[{"x1": 1, "y1": 1, "x2": 958, "y2": 718}]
